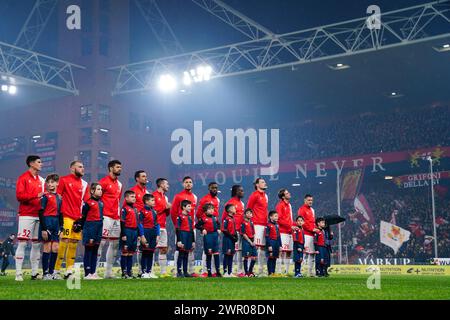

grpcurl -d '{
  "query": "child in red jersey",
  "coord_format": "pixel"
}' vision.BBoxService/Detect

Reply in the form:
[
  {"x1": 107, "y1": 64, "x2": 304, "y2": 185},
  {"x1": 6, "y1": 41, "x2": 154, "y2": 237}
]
[{"x1": 38, "y1": 174, "x2": 62, "y2": 280}]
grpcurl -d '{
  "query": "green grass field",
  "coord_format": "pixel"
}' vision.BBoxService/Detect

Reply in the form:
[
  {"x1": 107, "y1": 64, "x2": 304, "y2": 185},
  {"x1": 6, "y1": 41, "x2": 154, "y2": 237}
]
[{"x1": 1, "y1": 271, "x2": 449, "y2": 300}]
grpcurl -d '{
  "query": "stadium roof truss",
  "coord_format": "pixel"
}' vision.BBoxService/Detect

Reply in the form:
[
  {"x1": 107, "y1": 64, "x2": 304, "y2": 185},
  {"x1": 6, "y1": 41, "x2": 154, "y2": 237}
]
[
  {"x1": 0, "y1": 0, "x2": 83, "y2": 95},
  {"x1": 109, "y1": 0, "x2": 450, "y2": 96}
]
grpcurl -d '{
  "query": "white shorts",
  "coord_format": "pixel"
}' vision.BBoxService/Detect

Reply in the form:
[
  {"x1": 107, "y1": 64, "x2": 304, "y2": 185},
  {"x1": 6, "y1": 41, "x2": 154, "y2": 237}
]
[
  {"x1": 102, "y1": 216, "x2": 121, "y2": 240},
  {"x1": 156, "y1": 228, "x2": 168, "y2": 248},
  {"x1": 280, "y1": 233, "x2": 293, "y2": 252},
  {"x1": 254, "y1": 224, "x2": 266, "y2": 247},
  {"x1": 304, "y1": 235, "x2": 315, "y2": 254},
  {"x1": 234, "y1": 233, "x2": 242, "y2": 251},
  {"x1": 17, "y1": 216, "x2": 40, "y2": 241}
]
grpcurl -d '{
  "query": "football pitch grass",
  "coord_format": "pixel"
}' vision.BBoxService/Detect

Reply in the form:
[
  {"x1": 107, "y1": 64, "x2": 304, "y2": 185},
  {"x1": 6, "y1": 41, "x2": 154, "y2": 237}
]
[{"x1": 1, "y1": 272, "x2": 449, "y2": 300}]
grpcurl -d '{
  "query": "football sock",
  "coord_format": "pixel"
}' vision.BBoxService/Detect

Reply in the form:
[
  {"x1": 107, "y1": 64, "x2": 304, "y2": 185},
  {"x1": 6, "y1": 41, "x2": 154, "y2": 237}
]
[
  {"x1": 214, "y1": 254, "x2": 220, "y2": 273},
  {"x1": 42, "y1": 252, "x2": 50, "y2": 275},
  {"x1": 295, "y1": 261, "x2": 301, "y2": 275},
  {"x1": 249, "y1": 259, "x2": 256, "y2": 273},
  {"x1": 83, "y1": 246, "x2": 91, "y2": 276},
  {"x1": 15, "y1": 241, "x2": 26, "y2": 275},
  {"x1": 243, "y1": 258, "x2": 249, "y2": 274},
  {"x1": 276, "y1": 254, "x2": 282, "y2": 274},
  {"x1": 66, "y1": 242, "x2": 78, "y2": 272},
  {"x1": 223, "y1": 255, "x2": 228, "y2": 274},
  {"x1": 127, "y1": 255, "x2": 133, "y2": 276},
  {"x1": 177, "y1": 251, "x2": 182, "y2": 274},
  {"x1": 147, "y1": 252, "x2": 154, "y2": 273},
  {"x1": 30, "y1": 242, "x2": 41, "y2": 276},
  {"x1": 121, "y1": 255, "x2": 127, "y2": 274},
  {"x1": 159, "y1": 253, "x2": 167, "y2": 274},
  {"x1": 206, "y1": 254, "x2": 212, "y2": 273},
  {"x1": 227, "y1": 255, "x2": 233, "y2": 274},
  {"x1": 106, "y1": 240, "x2": 118, "y2": 276},
  {"x1": 183, "y1": 252, "x2": 188, "y2": 274},
  {"x1": 49, "y1": 252, "x2": 58, "y2": 274},
  {"x1": 55, "y1": 240, "x2": 67, "y2": 271},
  {"x1": 201, "y1": 252, "x2": 207, "y2": 273},
  {"x1": 141, "y1": 253, "x2": 147, "y2": 273},
  {"x1": 236, "y1": 250, "x2": 243, "y2": 274},
  {"x1": 97, "y1": 239, "x2": 106, "y2": 269},
  {"x1": 188, "y1": 251, "x2": 194, "y2": 274},
  {"x1": 284, "y1": 257, "x2": 291, "y2": 274},
  {"x1": 136, "y1": 250, "x2": 142, "y2": 273},
  {"x1": 257, "y1": 247, "x2": 264, "y2": 274},
  {"x1": 174, "y1": 250, "x2": 179, "y2": 273},
  {"x1": 91, "y1": 245, "x2": 99, "y2": 274}
]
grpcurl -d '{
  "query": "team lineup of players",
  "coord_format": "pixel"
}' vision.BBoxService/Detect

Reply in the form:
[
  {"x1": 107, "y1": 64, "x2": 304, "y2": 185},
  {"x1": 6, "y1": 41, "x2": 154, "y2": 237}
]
[{"x1": 13, "y1": 155, "x2": 333, "y2": 281}]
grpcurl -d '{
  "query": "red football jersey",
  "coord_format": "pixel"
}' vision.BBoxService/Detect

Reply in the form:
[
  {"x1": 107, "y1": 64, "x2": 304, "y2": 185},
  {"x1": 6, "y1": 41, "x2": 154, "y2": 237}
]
[
  {"x1": 293, "y1": 228, "x2": 305, "y2": 244},
  {"x1": 176, "y1": 214, "x2": 193, "y2": 232},
  {"x1": 247, "y1": 190, "x2": 268, "y2": 226},
  {"x1": 222, "y1": 215, "x2": 237, "y2": 236},
  {"x1": 153, "y1": 190, "x2": 170, "y2": 228},
  {"x1": 121, "y1": 204, "x2": 139, "y2": 229},
  {"x1": 129, "y1": 184, "x2": 149, "y2": 212},
  {"x1": 265, "y1": 221, "x2": 280, "y2": 241},
  {"x1": 314, "y1": 228, "x2": 325, "y2": 247},
  {"x1": 222, "y1": 197, "x2": 245, "y2": 230},
  {"x1": 99, "y1": 175, "x2": 123, "y2": 220},
  {"x1": 202, "y1": 216, "x2": 220, "y2": 233},
  {"x1": 276, "y1": 200, "x2": 294, "y2": 234},
  {"x1": 170, "y1": 190, "x2": 197, "y2": 226},
  {"x1": 298, "y1": 204, "x2": 316, "y2": 236},
  {"x1": 57, "y1": 174, "x2": 89, "y2": 220},
  {"x1": 41, "y1": 192, "x2": 60, "y2": 217},
  {"x1": 16, "y1": 170, "x2": 45, "y2": 217},
  {"x1": 82, "y1": 198, "x2": 103, "y2": 222},
  {"x1": 196, "y1": 193, "x2": 220, "y2": 220},
  {"x1": 240, "y1": 218, "x2": 255, "y2": 239}
]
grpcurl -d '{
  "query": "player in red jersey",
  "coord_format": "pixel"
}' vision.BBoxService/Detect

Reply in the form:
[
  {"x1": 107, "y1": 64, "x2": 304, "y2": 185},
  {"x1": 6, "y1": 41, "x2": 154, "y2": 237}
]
[
  {"x1": 298, "y1": 194, "x2": 320, "y2": 277},
  {"x1": 246, "y1": 178, "x2": 268, "y2": 275},
  {"x1": 275, "y1": 188, "x2": 296, "y2": 276},
  {"x1": 153, "y1": 178, "x2": 171, "y2": 277},
  {"x1": 196, "y1": 182, "x2": 220, "y2": 277},
  {"x1": 98, "y1": 160, "x2": 123, "y2": 279},
  {"x1": 130, "y1": 170, "x2": 150, "y2": 212},
  {"x1": 222, "y1": 185, "x2": 245, "y2": 276},
  {"x1": 54, "y1": 161, "x2": 89, "y2": 280},
  {"x1": 15, "y1": 155, "x2": 45, "y2": 281},
  {"x1": 170, "y1": 176, "x2": 198, "y2": 276},
  {"x1": 129, "y1": 170, "x2": 150, "y2": 277}
]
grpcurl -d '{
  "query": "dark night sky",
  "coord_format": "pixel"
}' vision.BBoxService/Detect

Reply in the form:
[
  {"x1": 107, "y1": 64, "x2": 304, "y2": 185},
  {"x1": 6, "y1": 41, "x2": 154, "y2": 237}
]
[{"x1": 1, "y1": 0, "x2": 449, "y2": 125}]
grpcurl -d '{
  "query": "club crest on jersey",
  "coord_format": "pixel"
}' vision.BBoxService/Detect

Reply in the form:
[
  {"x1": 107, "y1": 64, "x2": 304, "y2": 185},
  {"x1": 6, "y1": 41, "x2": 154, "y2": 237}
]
[{"x1": 171, "y1": 120, "x2": 279, "y2": 175}]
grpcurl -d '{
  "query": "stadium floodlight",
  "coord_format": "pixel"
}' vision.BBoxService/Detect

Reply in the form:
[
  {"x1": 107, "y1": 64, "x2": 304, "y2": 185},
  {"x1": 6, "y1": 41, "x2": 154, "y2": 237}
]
[
  {"x1": 433, "y1": 43, "x2": 450, "y2": 52},
  {"x1": 387, "y1": 91, "x2": 403, "y2": 98},
  {"x1": 291, "y1": 183, "x2": 301, "y2": 187},
  {"x1": 8, "y1": 85, "x2": 17, "y2": 95},
  {"x1": 99, "y1": 128, "x2": 109, "y2": 133},
  {"x1": 384, "y1": 176, "x2": 394, "y2": 180},
  {"x1": 1, "y1": 85, "x2": 7, "y2": 92},
  {"x1": 32, "y1": 135, "x2": 41, "y2": 139},
  {"x1": 183, "y1": 71, "x2": 192, "y2": 86},
  {"x1": 327, "y1": 63, "x2": 350, "y2": 70},
  {"x1": 158, "y1": 74, "x2": 177, "y2": 92}
]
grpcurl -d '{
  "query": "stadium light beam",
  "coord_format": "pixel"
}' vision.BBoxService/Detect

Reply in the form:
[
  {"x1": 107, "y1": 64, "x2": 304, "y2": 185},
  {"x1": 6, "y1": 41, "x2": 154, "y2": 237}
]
[
  {"x1": 158, "y1": 74, "x2": 177, "y2": 92},
  {"x1": 8, "y1": 85, "x2": 17, "y2": 95}
]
